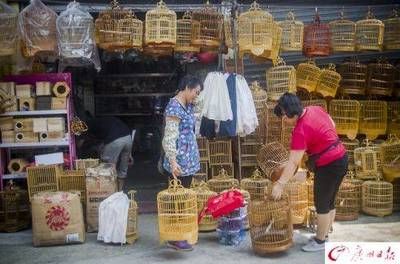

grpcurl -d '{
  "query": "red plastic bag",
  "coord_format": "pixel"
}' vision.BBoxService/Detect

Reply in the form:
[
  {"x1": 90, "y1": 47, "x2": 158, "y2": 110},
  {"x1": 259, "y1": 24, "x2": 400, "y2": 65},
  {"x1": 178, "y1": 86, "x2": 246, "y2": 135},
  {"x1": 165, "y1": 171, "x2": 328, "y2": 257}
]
[{"x1": 198, "y1": 190, "x2": 244, "y2": 223}]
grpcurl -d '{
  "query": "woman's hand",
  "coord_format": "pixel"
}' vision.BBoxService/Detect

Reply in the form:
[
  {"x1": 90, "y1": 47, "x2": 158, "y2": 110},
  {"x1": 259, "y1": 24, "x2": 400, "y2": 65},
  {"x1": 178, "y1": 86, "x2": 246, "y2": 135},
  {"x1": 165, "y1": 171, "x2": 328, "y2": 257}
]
[
  {"x1": 271, "y1": 181, "x2": 285, "y2": 200},
  {"x1": 171, "y1": 160, "x2": 182, "y2": 178}
]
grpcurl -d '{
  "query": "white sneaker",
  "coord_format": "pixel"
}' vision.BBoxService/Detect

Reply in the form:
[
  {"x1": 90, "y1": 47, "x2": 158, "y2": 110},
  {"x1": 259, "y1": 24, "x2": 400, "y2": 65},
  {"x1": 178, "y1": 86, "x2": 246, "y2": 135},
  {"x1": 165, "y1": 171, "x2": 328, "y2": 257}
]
[
  {"x1": 302, "y1": 239, "x2": 325, "y2": 252},
  {"x1": 309, "y1": 235, "x2": 328, "y2": 242}
]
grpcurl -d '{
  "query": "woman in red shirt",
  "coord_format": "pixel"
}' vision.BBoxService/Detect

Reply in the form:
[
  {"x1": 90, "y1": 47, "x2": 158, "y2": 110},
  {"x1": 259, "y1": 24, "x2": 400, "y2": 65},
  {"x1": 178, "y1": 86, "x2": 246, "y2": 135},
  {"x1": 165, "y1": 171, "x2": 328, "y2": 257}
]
[{"x1": 271, "y1": 93, "x2": 348, "y2": 252}]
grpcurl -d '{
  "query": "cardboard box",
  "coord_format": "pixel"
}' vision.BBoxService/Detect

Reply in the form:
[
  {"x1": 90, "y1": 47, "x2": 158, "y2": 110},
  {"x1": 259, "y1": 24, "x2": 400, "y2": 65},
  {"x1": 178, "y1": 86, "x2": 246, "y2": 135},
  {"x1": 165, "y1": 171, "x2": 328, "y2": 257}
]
[{"x1": 15, "y1": 84, "x2": 32, "y2": 97}]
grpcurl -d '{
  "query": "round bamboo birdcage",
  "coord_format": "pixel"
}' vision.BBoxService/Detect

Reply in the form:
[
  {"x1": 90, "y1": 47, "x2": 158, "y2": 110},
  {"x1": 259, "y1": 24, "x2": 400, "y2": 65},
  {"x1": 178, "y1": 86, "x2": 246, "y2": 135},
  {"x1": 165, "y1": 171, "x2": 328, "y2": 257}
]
[
  {"x1": 126, "y1": 190, "x2": 138, "y2": 244},
  {"x1": 19, "y1": 0, "x2": 58, "y2": 57},
  {"x1": 207, "y1": 168, "x2": 239, "y2": 194},
  {"x1": 250, "y1": 81, "x2": 267, "y2": 110},
  {"x1": 266, "y1": 57, "x2": 297, "y2": 101},
  {"x1": 393, "y1": 182, "x2": 400, "y2": 211},
  {"x1": 257, "y1": 142, "x2": 289, "y2": 181},
  {"x1": 367, "y1": 59, "x2": 395, "y2": 97},
  {"x1": 284, "y1": 179, "x2": 308, "y2": 225},
  {"x1": 278, "y1": 11, "x2": 303, "y2": 52},
  {"x1": 95, "y1": 0, "x2": 142, "y2": 52},
  {"x1": 145, "y1": 0, "x2": 176, "y2": 47},
  {"x1": 176, "y1": 11, "x2": 200, "y2": 53},
  {"x1": 191, "y1": 1, "x2": 223, "y2": 49},
  {"x1": 329, "y1": 100, "x2": 361, "y2": 140},
  {"x1": 315, "y1": 64, "x2": 342, "y2": 98},
  {"x1": 384, "y1": 9, "x2": 400, "y2": 50},
  {"x1": 296, "y1": 60, "x2": 321, "y2": 93},
  {"x1": 355, "y1": 8, "x2": 384, "y2": 51},
  {"x1": 302, "y1": 99, "x2": 327, "y2": 111},
  {"x1": 240, "y1": 169, "x2": 271, "y2": 201},
  {"x1": 192, "y1": 182, "x2": 218, "y2": 232},
  {"x1": 157, "y1": 179, "x2": 198, "y2": 245},
  {"x1": 0, "y1": 2, "x2": 18, "y2": 56},
  {"x1": 335, "y1": 177, "x2": 361, "y2": 221},
  {"x1": 359, "y1": 100, "x2": 387, "y2": 140},
  {"x1": 328, "y1": 10, "x2": 356, "y2": 52},
  {"x1": 264, "y1": 102, "x2": 282, "y2": 143},
  {"x1": 238, "y1": 1, "x2": 274, "y2": 58},
  {"x1": 362, "y1": 177, "x2": 393, "y2": 217},
  {"x1": 343, "y1": 171, "x2": 363, "y2": 212},
  {"x1": 387, "y1": 102, "x2": 400, "y2": 137},
  {"x1": 303, "y1": 10, "x2": 331, "y2": 57},
  {"x1": 265, "y1": 23, "x2": 282, "y2": 64},
  {"x1": 354, "y1": 142, "x2": 379, "y2": 180},
  {"x1": 249, "y1": 193, "x2": 293, "y2": 254},
  {"x1": 337, "y1": 59, "x2": 368, "y2": 96},
  {"x1": 380, "y1": 135, "x2": 400, "y2": 183},
  {"x1": 341, "y1": 138, "x2": 360, "y2": 170},
  {"x1": 306, "y1": 175, "x2": 314, "y2": 207}
]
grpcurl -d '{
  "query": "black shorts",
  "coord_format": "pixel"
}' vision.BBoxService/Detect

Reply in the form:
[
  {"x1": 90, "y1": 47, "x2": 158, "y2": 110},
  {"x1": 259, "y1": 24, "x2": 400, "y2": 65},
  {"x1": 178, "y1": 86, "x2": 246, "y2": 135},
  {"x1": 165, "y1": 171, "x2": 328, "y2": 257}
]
[{"x1": 314, "y1": 154, "x2": 348, "y2": 214}]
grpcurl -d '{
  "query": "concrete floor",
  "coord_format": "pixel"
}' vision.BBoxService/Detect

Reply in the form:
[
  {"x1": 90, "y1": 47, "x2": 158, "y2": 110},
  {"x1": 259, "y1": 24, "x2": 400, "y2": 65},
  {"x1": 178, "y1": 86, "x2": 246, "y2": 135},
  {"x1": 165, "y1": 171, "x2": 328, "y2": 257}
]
[{"x1": 0, "y1": 213, "x2": 399, "y2": 264}]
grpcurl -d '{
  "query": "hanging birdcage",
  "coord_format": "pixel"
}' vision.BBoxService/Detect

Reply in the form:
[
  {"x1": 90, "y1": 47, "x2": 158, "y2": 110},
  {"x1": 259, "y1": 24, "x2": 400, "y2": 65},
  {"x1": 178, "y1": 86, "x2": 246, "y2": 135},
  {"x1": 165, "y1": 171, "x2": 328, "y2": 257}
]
[
  {"x1": 257, "y1": 142, "x2": 289, "y2": 181},
  {"x1": 241, "y1": 169, "x2": 271, "y2": 201},
  {"x1": 126, "y1": 190, "x2": 138, "y2": 244},
  {"x1": 328, "y1": 10, "x2": 356, "y2": 52},
  {"x1": 157, "y1": 179, "x2": 198, "y2": 245},
  {"x1": 302, "y1": 99, "x2": 327, "y2": 111},
  {"x1": 95, "y1": 0, "x2": 142, "y2": 52},
  {"x1": 207, "y1": 168, "x2": 239, "y2": 193},
  {"x1": 296, "y1": 60, "x2": 321, "y2": 93},
  {"x1": 266, "y1": 57, "x2": 296, "y2": 101},
  {"x1": 359, "y1": 100, "x2": 387, "y2": 140},
  {"x1": 19, "y1": 0, "x2": 58, "y2": 57},
  {"x1": 191, "y1": 1, "x2": 223, "y2": 49},
  {"x1": 362, "y1": 177, "x2": 393, "y2": 217},
  {"x1": 249, "y1": 193, "x2": 293, "y2": 254},
  {"x1": 224, "y1": 18, "x2": 234, "y2": 49},
  {"x1": 278, "y1": 11, "x2": 303, "y2": 52},
  {"x1": 384, "y1": 9, "x2": 400, "y2": 50},
  {"x1": 250, "y1": 81, "x2": 268, "y2": 111},
  {"x1": 354, "y1": 143, "x2": 379, "y2": 180},
  {"x1": 335, "y1": 176, "x2": 361, "y2": 221},
  {"x1": 387, "y1": 102, "x2": 400, "y2": 137},
  {"x1": 265, "y1": 23, "x2": 282, "y2": 64},
  {"x1": 306, "y1": 175, "x2": 314, "y2": 207},
  {"x1": 367, "y1": 59, "x2": 395, "y2": 97},
  {"x1": 356, "y1": 8, "x2": 384, "y2": 51},
  {"x1": 341, "y1": 138, "x2": 360, "y2": 170},
  {"x1": 284, "y1": 179, "x2": 308, "y2": 225},
  {"x1": 264, "y1": 102, "x2": 282, "y2": 143},
  {"x1": 145, "y1": 0, "x2": 176, "y2": 47},
  {"x1": 315, "y1": 64, "x2": 342, "y2": 98},
  {"x1": 0, "y1": 2, "x2": 18, "y2": 56},
  {"x1": 393, "y1": 182, "x2": 400, "y2": 211},
  {"x1": 329, "y1": 100, "x2": 361, "y2": 140},
  {"x1": 337, "y1": 59, "x2": 368, "y2": 96},
  {"x1": 192, "y1": 182, "x2": 218, "y2": 232},
  {"x1": 303, "y1": 10, "x2": 331, "y2": 57},
  {"x1": 176, "y1": 11, "x2": 200, "y2": 53},
  {"x1": 380, "y1": 135, "x2": 400, "y2": 183}
]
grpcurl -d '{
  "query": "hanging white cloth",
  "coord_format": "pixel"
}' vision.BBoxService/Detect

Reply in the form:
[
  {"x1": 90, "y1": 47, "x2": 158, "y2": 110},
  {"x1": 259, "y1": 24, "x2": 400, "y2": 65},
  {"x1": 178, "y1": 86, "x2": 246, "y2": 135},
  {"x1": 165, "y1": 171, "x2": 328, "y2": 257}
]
[
  {"x1": 236, "y1": 75, "x2": 259, "y2": 136},
  {"x1": 97, "y1": 192, "x2": 130, "y2": 245}
]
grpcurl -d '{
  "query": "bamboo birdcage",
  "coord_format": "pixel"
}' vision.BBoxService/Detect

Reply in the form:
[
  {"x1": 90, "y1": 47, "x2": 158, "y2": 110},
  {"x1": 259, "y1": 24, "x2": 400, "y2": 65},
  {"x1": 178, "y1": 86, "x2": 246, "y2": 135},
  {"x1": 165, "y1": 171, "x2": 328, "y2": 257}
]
[
  {"x1": 126, "y1": 190, "x2": 138, "y2": 244},
  {"x1": 355, "y1": 8, "x2": 384, "y2": 51},
  {"x1": 306, "y1": 175, "x2": 314, "y2": 207},
  {"x1": 249, "y1": 193, "x2": 293, "y2": 254},
  {"x1": 207, "y1": 168, "x2": 239, "y2": 193},
  {"x1": 241, "y1": 169, "x2": 271, "y2": 201},
  {"x1": 337, "y1": 59, "x2": 368, "y2": 96},
  {"x1": 302, "y1": 99, "x2": 327, "y2": 111},
  {"x1": 145, "y1": 0, "x2": 176, "y2": 47},
  {"x1": 195, "y1": 161, "x2": 209, "y2": 181},
  {"x1": 284, "y1": 179, "x2": 308, "y2": 225},
  {"x1": 265, "y1": 23, "x2": 282, "y2": 65},
  {"x1": 354, "y1": 142, "x2": 379, "y2": 180},
  {"x1": 0, "y1": 2, "x2": 18, "y2": 56},
  {"x1": 384, "y1": 9, "x2": 400, "y2": 50},
  {"x1": 278, "y1": 11, "x2": 303, "y2": 52},
  {"x1": 191, "y1": 1, "x2": 223, "y2": 49},
  {"x1": 264, "y1": 102, "x2": 282, "y2": 143},
  {"x1": 395, "y1": 64, "x2": 400, "y2": 98},
  {"x1": 393, "y1": 182, "x2": 400, "y2": 211},
  {"x1": 208, "y1": 139, "x2": 232, "y2": 165},
  {"x1": 197, "y1": 137, "x2": 210, "y2": 162},
  {"x1": 176, "y1": 11, "x2": 200, "y2": 53},
  {"x1": 315, "y1": 64, "x2": 342, "y2": 98},
  {"x1": 335, "y1": 175, "x2": 361, "y2": 221},
  {"x1": 359, "y1": 100, "x2": 387, "y2": 140},
  {"x1": 192, "y1": 182, "x2": 217, "y2": 232},
  {"x1": 303, "y1": 10, "x2": 331, "y2": 57},
  {"x1": 95, "y1": 0, "x2": 142, "y2": 51},
  {"x1": 342, "y1": 138, "x2": 360, "y2": 170},
  {"x1": 58, "y1": 169, "x2": 86, "y2": 204},
  {"x1": 240, "y1": 139, "x2": 260, "y2": 167},
  {"x1": 266, "y1": 57, "x2": 296, "y2": 101},
  {"x1": 224, "y1": 18, "x2": 233, "y2": 49},
  {"x1": 281, "y1": 122, "x2": 295, "y2": 150},
  {"x1": 27, "y1": 165, "x2": 61, "y2": 200},
  {"x1": 296, "y1": 60, "x2": 322, "y2": 93},
  {"x1": 328, "y1": 10, "x2": 356, "y2": 52},
  {"x1": 210, "y1": 163, "x2": 234, "y2": 179},
  {"x1": 257, "y1": 142, "x2": 289, "y2": 181},
  {"x1": 367, "y1": 59, "x2": 395, "y2": 97},
  {"x1": 362, "y1": 176, "x2": 393, "y2": 217},
  {"x1": 157, "y1": 179, "x2": 198, "y2": 245},
  {"x1": 305, "y1": 206, "x2": 317, "y2": 233},
  {"x1": 388, "y1": 102, "x2": 400, "y2": 137},
  {"x1": 380, "y1": 135, "x2": 400, "y2": 183},
  {"x1": 251, "y1": 81, "x2": 267, "y2": 111},
  {"x1": 329, "y1": 100, "x2": 361, "y2": 140}
]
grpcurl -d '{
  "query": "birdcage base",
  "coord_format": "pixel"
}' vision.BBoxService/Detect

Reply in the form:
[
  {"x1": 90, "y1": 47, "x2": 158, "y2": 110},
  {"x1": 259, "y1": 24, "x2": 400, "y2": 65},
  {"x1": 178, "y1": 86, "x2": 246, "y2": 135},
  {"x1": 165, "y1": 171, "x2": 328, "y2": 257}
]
[
  {"x1": 385, "y1": 44, "x2": 400, "y2": 50},
  {"x1": 98, "y1": 43, "x2": 142, "y2": 52},
  {"x1": 192, "y1": 39, "x2": 220, "y2": 48},
  {"x1": 360, "y1": 132, "x2": 382, "y2": 141},
  {"x1": 357, "y1": 46, "x2": 382, "y2": 52},
  {"x1": 21, "y1": 40, "x2": 57, "y2": 58},
  {"x1": 382, "y1": 166, "x2": 400, "y2": 183},
  {"x1": 335, "y1": 213, "x2": 359, "y2": 221},
  {"x1": 341, "y1": 88, "x2": 366, "y2": 96},
  {"x1": 174, "y1": 46, "x2": 200, "y2": 53},
  {"x1": 199, "y1": 223, "x2": 217, "y2": 232},
  {"x1": 332, "y1": 46, "x2": 356, "y2": 52},
  {"x1": 362, "y1": 208, "x2": 393, "y2": 217},
  {"x1": 368, "y1": 89, "x2": 393, "y2": 97},
  {"x1": 292, "y1": 215, "x2": 306, "y2": 226},
  {"x1": 0, "y1": 220, "x2": 30, "y2": 233},
  {"x1": 126, "y1": 233, "x2": 138, "y2": 244},
  {"x1": 252, "y1": 237, "x2": 293, "y2": 255}
]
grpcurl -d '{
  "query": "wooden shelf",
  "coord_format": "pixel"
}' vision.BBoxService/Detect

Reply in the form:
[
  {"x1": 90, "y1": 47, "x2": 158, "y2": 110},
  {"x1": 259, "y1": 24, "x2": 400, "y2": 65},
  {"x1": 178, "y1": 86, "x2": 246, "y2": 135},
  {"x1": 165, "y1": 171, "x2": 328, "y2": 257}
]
[
  {"x1": 95, "y1": 93, "x2": 174, "y2": 98},
  {"x1": 0, "y1": 141, "x2": 69, "y2": 149},
  {"x1": 0, "y1": 110, "x2": 67, "y2": 117}
]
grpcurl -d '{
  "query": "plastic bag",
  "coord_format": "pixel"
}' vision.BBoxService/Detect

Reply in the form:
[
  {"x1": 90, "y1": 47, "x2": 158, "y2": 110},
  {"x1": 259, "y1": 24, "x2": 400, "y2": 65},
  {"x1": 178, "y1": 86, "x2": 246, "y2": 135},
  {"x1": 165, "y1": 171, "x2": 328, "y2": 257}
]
[
  {"x1": 0, "y1": 2, "x2": 18, "y2": 56},
  {"x1": 56, "y1": 1, "x2": 101, "y2": 72}
]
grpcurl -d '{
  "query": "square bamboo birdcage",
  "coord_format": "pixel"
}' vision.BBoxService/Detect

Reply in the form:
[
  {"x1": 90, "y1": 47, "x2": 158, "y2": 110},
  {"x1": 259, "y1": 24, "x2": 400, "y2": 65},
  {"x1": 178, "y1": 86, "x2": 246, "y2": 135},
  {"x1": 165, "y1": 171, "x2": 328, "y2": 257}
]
[
  {"x1": 19, "y1": 0, "x2": 58, "y2": 57},
  {"x1": 95, "y1": 0, "x2": 143, "y2": 52},
  {"x1": 264, "y1": 102, "x2": 282, "y2": 144},
  {"x1": 192, "y1": 182, "x2": 218, "y2": 232},
  {"x1": 195, "y1": 161, "x2": 209, "y2": 181},
  {"x1": 249, "y1": 194, "x2": 293, "y2": 254},
  {"x1": 296, "y1": 60, "x2": 321, "y2": 93},
  {"x1": 157, "y1": 179, "x2": 198, "y2": 245},
  {"x1": 387, "y1": 102, "x2": 400, "y2": 137},
  {"x1": 240, "y1": 139, "x2": 260, "y2": 167},
  {"x1": 329, "y1": 100, "x2": 361, "y2": 140},
  {"x1": 257, "y1": 141, "x2": 289, "y2": 181},
  {"x1": 266, "y1": 57, "x2": 296, "y2": 101},
  {"x1": 335, "y1": 178, "x2": 361, "y2": 221},
  {"x1": 126, "y1": 190, "x2": 138, "y2": 244},
  {"x1": 393, "y1": 182, "x2": 400, "y2": 211},
  {"x1": 337, "y1": 59, "x2": 368, "y2": 96},
  {"x1": 210, "y1": 163, "x2": 234, "y2": 179},
  {"x1": 58, "y1": 170, "x2": 86, "y2": 204},
  {"x1": 250, "y1": 81, "x2": 268, "y2": 111},
  {"x1": 354, "y1": 144, "x2": 379, "y2": 180},
  {"x1": 328, "y1": 11, "x2": 356, "y2": 52},
  {"x1": 145, "y1": 0, "x2": 176, "y2": 47},
  {"x1": 0, "y1": 2, "x2": 18, "y2": 56},
  {"x1": 208, "y1": 139, "x2": 232, "y2": 165},
  {"x1": 384, "y1": 9, "x2": 400, "y2": 50},
  {"x1": 362, "y1": 178, "x2": 393, "y2": 217},
  {"x1": 302, "y1": 99, "x2": 327, "y2": 111},
  {"x1": 175, "y1": 11, "x2": 200, "y2": 53},
  {"x1": 207, "y1": 168, "x2": 238, "y2": 193},
  {"x1": 355, "y1": 9, "x2": 384, "y2": 51},
  {"x1": 359, "y1": 100, "x2": 387, "y2": 140},
  {"x1": 303, "y1": 10, "x2": 331, "y2": 57},
  {"x1": 367, "y1": 59, "x2": 395, "y2": 97},
  {"x1": 75, "y1": 158, "x2": 99, "y2": 170},
  {"x1": 191, "y1": 1, "x2": 223, "y2": 49},
  {"x1": 278, "y1": 11, "x2": 303, "y2": 52},
  {"x1": 315, "y1": 64, "x2": 342, "y2": 98},
  {"x1": 341, "y1": 138, "x2": 360, "y2": 170},
  {"x1": 27, "y1": 165, "x2": 60, "y2": 200},
  {"x1": 196, "y1": 137, "x2": 210, "y2": 162},
  {"x1": 240, "y1": 169, "x2": 271, "y2": 201},
  {"x1": 284, "y1": 179, "x2": 308, "y2": 225}
]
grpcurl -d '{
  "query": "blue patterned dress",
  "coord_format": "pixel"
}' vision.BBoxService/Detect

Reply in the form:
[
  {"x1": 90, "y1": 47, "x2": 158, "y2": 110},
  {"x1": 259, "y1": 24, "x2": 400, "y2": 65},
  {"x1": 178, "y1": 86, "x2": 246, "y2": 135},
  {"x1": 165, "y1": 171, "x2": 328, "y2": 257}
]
[{"x1": 163, "y1": 98, "x2": 200, "y2": 176}]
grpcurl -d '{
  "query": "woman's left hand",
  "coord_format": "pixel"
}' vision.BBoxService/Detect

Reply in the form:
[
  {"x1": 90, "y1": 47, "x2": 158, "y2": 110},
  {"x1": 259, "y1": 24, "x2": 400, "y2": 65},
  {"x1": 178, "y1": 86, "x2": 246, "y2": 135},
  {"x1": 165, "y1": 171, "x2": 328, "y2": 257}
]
[{"x1": 271, "y1": 181, "x2": 285, "y2": 200}]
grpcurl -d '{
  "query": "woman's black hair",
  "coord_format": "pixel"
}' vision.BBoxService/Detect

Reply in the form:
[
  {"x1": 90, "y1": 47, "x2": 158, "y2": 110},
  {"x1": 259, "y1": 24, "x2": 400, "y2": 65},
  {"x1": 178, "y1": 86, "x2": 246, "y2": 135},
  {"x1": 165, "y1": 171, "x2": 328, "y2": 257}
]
[
  {"x1": 273, "y1": 92, "x2": 303, "y2": 118},
  {"x1": 177, "y1": 75, "x2": 202, "y2": 92}
]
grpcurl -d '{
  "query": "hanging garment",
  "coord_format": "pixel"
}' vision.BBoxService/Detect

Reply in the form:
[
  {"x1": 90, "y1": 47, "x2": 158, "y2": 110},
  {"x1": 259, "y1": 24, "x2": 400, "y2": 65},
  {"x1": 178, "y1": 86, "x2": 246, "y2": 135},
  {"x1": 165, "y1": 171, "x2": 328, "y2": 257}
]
[
  {"x1": 219, "y1": 73, "x2": 237, "y2": 137},
  {"x1": 200, "y1": 116, "x2": 216, "y2": 139},
  {"x1": 236, "y1": 75, "x2": 259, "y2": 136}
]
